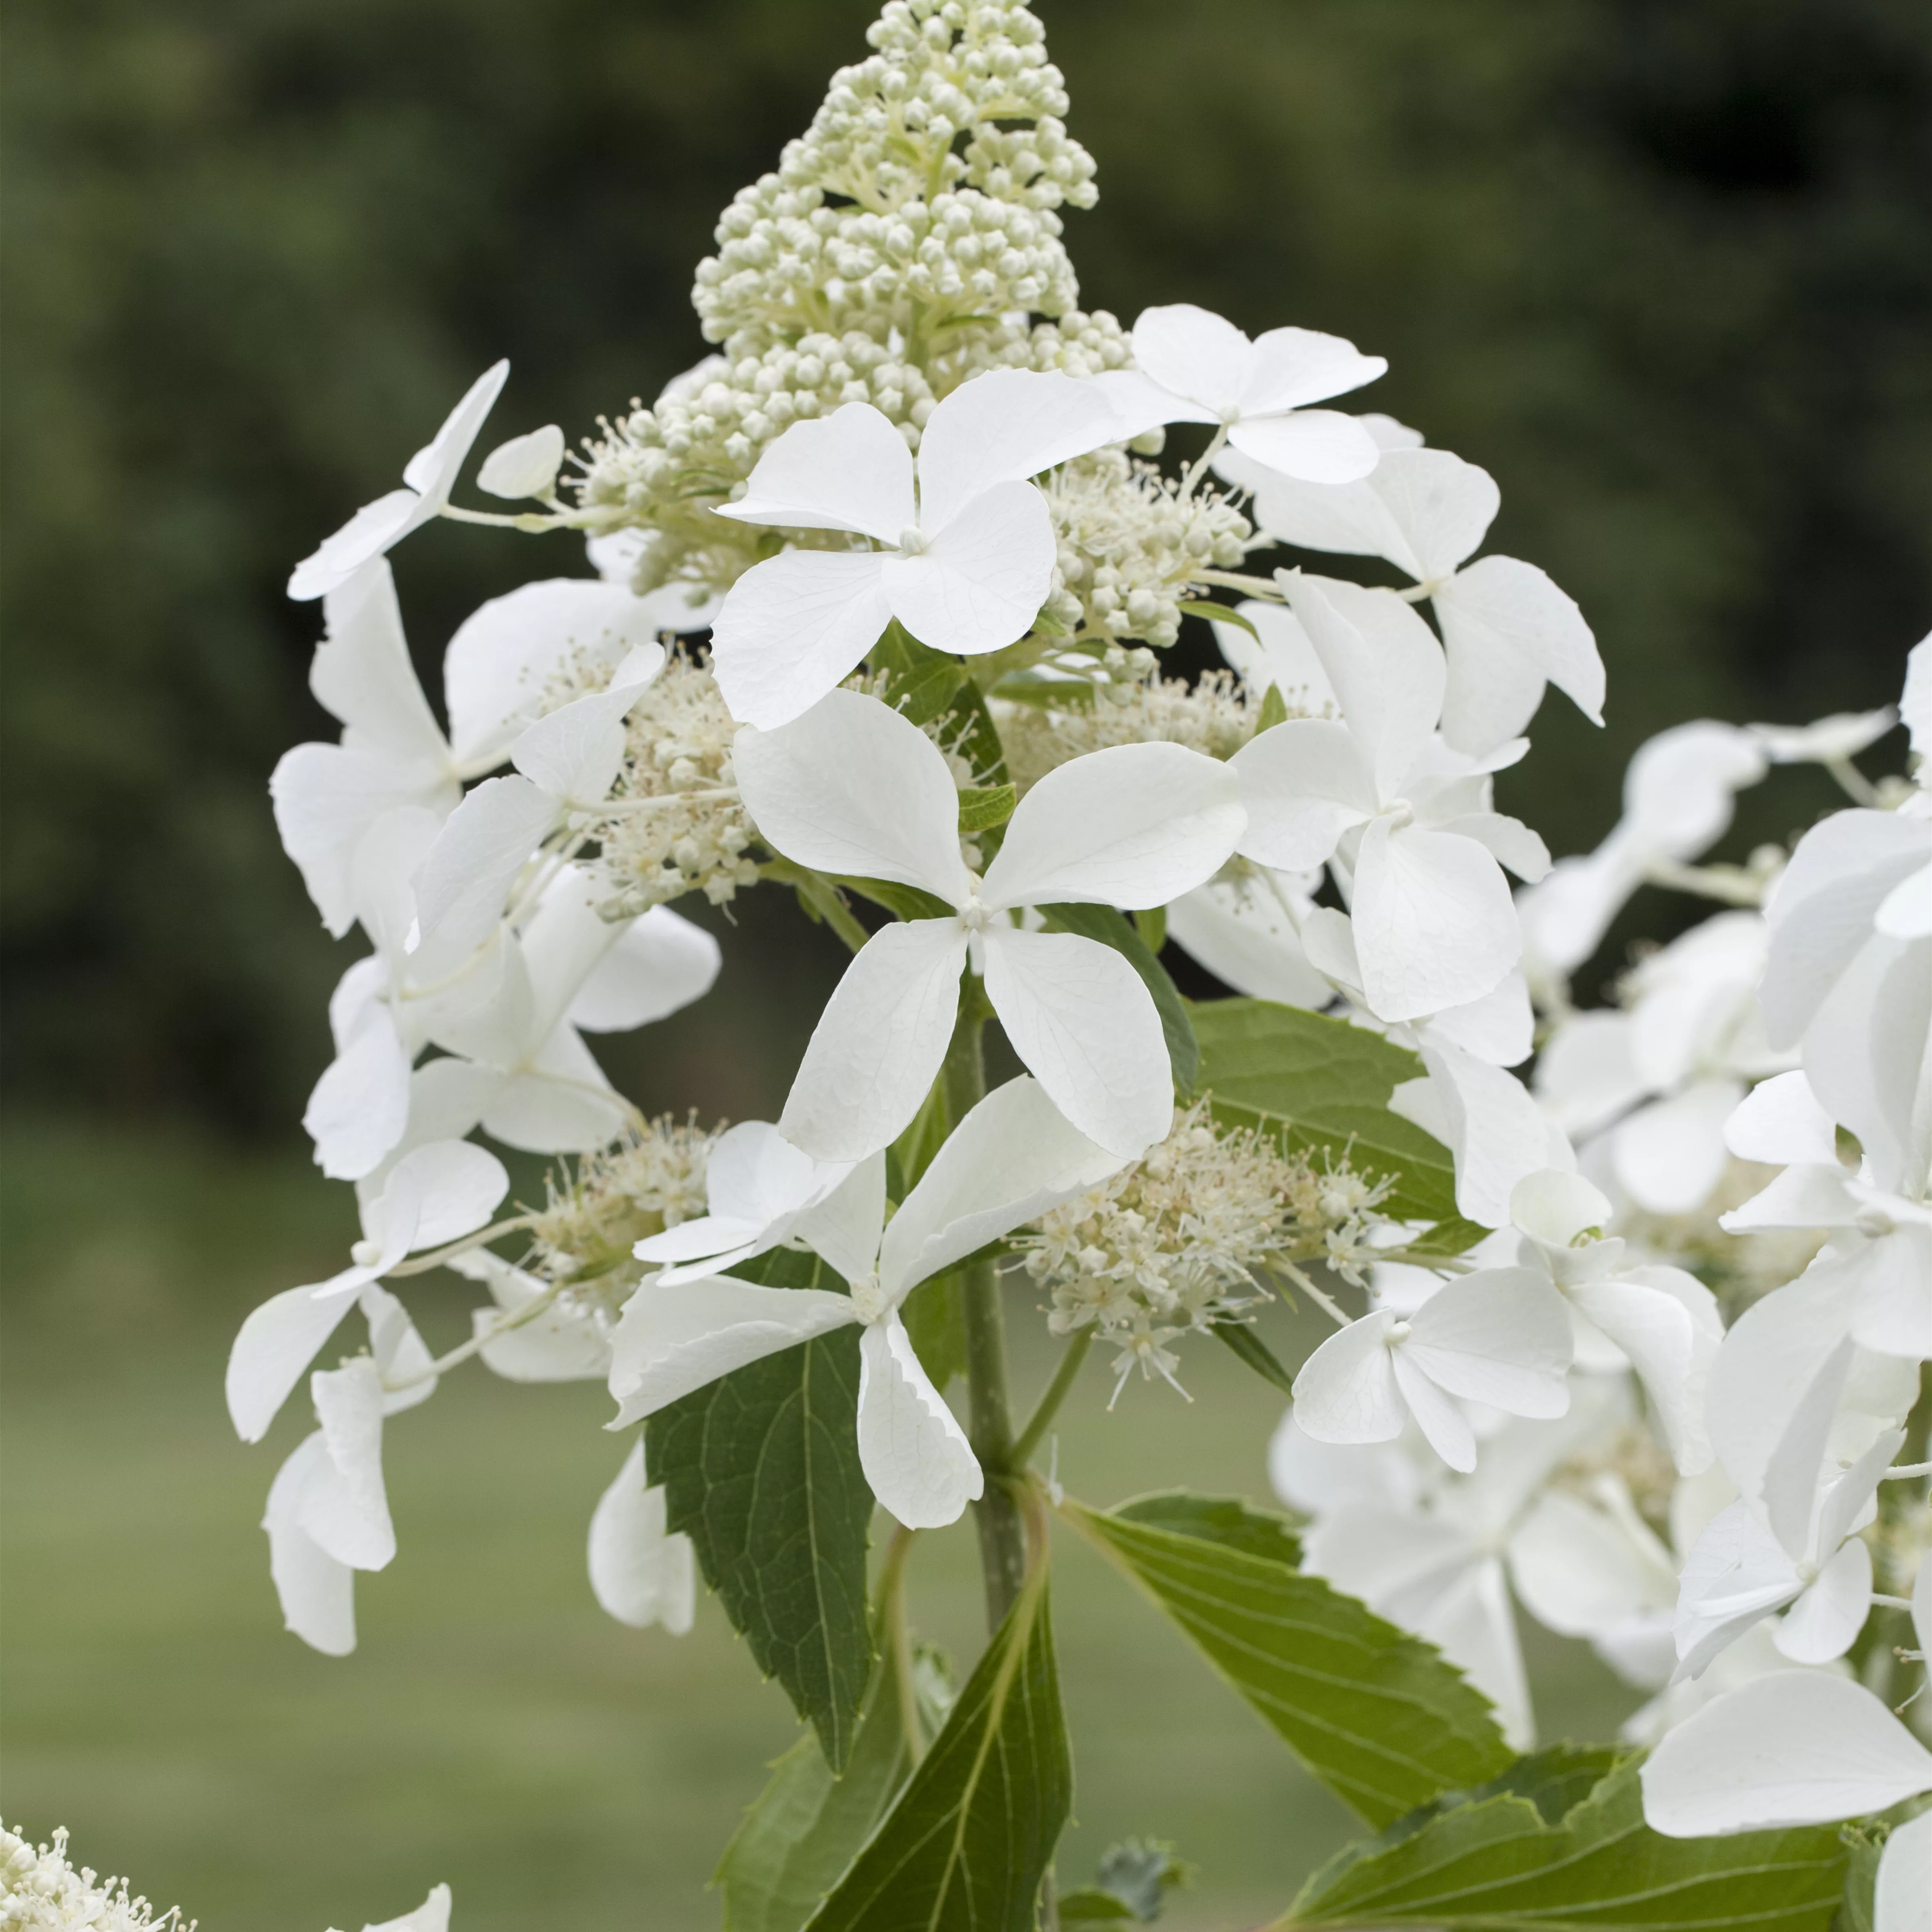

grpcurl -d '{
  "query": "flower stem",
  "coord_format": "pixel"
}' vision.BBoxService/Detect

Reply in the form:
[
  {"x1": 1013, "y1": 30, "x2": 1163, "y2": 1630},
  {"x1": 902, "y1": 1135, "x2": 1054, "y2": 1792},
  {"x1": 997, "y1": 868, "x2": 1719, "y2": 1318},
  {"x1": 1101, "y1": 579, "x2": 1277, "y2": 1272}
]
[
  {"x1": 1010, "y1": 1330, "x2": 1091, "y2": 1471},
  {"x1": 943, "y1": 990, "x2": 1028, "y2": 1632}
]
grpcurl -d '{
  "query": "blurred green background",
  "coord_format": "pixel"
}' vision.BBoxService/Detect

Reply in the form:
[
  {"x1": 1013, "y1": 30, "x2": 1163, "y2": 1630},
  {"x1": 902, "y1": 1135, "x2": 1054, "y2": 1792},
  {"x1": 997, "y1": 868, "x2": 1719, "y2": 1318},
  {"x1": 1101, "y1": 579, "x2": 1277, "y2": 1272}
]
[{"x1": 2, "y1": 0, "x2": 1929, "y2": 1924}]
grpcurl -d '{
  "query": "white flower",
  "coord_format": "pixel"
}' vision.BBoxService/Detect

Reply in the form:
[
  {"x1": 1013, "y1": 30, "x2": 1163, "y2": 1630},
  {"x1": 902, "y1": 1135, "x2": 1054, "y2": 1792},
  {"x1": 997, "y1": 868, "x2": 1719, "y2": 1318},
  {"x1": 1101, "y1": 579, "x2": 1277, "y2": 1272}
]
[
  {"x1": 262, "y1": 1291, "x2": 436, "y2": 1656},
  {"x1": 1290, "y1": 1267, "x2": 1574, "y2": 1474},
  {"x1": 1209, "y1": 598, "x2": 1338, "y2": 716},
  {"x1": 452, "y1": 1251, "x2": 612, "y2": 1383},
  {"x1": 633, "y1": 1121, "x2": 854, "y2": 1284},
  {"x1": 1098, "y1": 303, "x2": 1385, "y2": 484},
  {"x1": 1231, "y1": 572, "x2": 1549, "y2": 1020},
  {"x1": 1222, "y1": 432, "x2": 1604, "y2": 757},
  {"x1": 224, "y1": 1140, "x2": 507, "y2": 1444},
  {"x1": 345, "y1": 1886, "x2": 453, "y2": 1932},
  {"x1": 735, "y1": 689, "x2": 1244, "y2": 1159},
  {"x1": 477, "y1": 425, "x2": 566, "y2": 501},
  {"x1": 1164, "y1": 861, "x2": 1332, "y2": 1011},
  {"x1": 708, "y1": 370, "x2": 1121, "y2": 729},
  {"x1": 1641, "y1": 1670, "x2": 1932, "y2": 1836},
  {"x1": 587, "y1": 1441, "x2": 694, "y2": 1634},
  {"x1": 289, "y1": 363, "x2": 508, "y2": 600},
  {"x1": 605, "y1": 1075, "x2": 1124, "y2": 1527}
]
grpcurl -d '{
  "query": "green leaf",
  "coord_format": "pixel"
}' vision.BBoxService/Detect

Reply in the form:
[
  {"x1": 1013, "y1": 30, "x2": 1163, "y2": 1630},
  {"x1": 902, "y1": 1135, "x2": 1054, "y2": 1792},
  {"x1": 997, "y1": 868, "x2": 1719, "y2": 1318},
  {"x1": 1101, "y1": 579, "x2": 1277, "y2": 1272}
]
[
  {"x1": 805, "y1": 1572, "x2": 1069, "y2": 1932},
  {"x1": 1114, "y1": 1490, "x2": 1304, "y2": 1567},
  {"x1": 1833, "y1": 1824, "x2": 1882, "y2": 1932},
  {"x1": 1191, "y1": 999, "x2": 1457, "y2": 1222},
  {"x1": 958, "y1": 784, "x2": 1017, "y2": 832},
  {"x1": 1059, "y1": 1895, "x2": 1139, "y2": 1925},
  {"x1": 1064, "y1": 1494, "x2": 1511, "y2": 1827},
  {"x1": 869, "y1": 621, "x2": 1008, "y2": 786},
  {"x1": 1256, "y1": 683, "x2": 1292, "y2": 733},
  {"x1": 1134, "y1": 904, "x2": 1168, "y2": 954},
  {"x1": 1179, "y1": 599, "x2": 1259, "y2": 638},
  {"x1": 833, "y1": 874, "x2": 958, "y2": 923},
  {"x1": 719, "y1": 1648, "x2": 945, "y2": 1932},
  {"x1": 644, "y1": 1247, "x2": 875, "y2": 1769},
  {"x1": 1398, "y1": 1216, "x2": 1490, "y2": 1260},
  {"x1": 900, "y1": 1271, "x2": 967, "y2": 1392},
  {"x1": 1283, "y1": 1750, "x2": 1848, "y2": 1932},
  {"x1": 990, "y1": 671, "x2": 1097, "y2": 711},
  {"x1": 1040, "y1": 902, "x2": 1198, "y2": 1097},
  {"x1": 1208, "y1": 1317, "x2": 1297, "y2": 1395}
]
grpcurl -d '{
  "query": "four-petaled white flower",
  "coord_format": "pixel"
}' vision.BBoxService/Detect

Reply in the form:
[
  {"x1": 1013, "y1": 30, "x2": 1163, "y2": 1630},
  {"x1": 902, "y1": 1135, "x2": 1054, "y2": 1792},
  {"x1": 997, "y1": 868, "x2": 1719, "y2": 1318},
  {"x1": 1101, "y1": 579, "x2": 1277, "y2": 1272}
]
[
  {"x1": 289, "y1": 362, "x2": 509, "y2": 601},
  {"x1": 735, "y1": 689, "x2": 1245, "y2": 1160},
  {"x1": 1221, "y1": 425, "x2": 1604, "y2": 757},
  {"x1": 1099, "y1": 303, "x2": 1386, "y2": 484},
  {"x1": 708, "y1": 369, "x2": 1122, "y2": 729},
  {"x1": 1232, "y1": 572, "x2": 1550, "y2": 1020},
  {"x1": 606, "y1": 1075, "x2": 1125, "y2": 1527}
]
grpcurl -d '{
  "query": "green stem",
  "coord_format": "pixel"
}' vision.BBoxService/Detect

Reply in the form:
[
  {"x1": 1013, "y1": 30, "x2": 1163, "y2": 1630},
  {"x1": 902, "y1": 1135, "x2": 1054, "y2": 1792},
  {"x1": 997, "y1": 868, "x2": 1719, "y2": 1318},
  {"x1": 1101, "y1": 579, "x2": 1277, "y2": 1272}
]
[
  {"x1": 1009, "y1": 1331, "x2": 1092, "y2": 1471},
  {"x1": 875, "y1": 1524, "x2": 924, "y2": 1767},
  {"x1": 943, "y1": 989, "x2": 1028, "y2": 1632}
]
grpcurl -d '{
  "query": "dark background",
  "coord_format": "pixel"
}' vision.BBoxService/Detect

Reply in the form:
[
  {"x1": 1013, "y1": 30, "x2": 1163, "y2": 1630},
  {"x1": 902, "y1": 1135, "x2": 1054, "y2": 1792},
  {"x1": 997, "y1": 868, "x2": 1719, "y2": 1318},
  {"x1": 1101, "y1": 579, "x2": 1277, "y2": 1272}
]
[{"x1": 6, "y1": 0, "x2": 1930, "y2": 1136}]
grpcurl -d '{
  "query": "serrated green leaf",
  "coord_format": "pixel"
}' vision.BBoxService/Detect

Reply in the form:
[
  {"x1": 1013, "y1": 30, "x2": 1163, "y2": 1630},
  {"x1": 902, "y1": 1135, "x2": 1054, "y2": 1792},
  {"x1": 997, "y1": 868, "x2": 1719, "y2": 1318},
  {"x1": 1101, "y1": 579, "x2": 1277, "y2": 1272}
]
[
  {"x1": 1191, "y1": 999, "x2": 1457, "y2": 1222},
  {"x1": 644, "y1": 1248, "x2": 875, "y2": 1769},
  {"x1": 1114, "y1": 1490, "x2": 1303, "y2": 1567},
  {"x1": 1041, "y1": 902, "x2": 1198, "y2": 1096},
  {"x1": 958, "y1": 784, "x2": 1017, "y2": 832},
  {"x1": 1208, "y1": 1317, "x2": 1297, "y2": 1395},
  {"x1": 1064, "y1": 1494, "x2": 1511, "y2": 1827},
  {"x1": 805, "y1": 1572, "x2": 1069, "y2": 1932},
  {"x1": 833, "y1": 874, "x2": 958, "y2": 923},
  {"x1": 1179, "y1": 599, "x2": 1259, "y2": 639},
  {"x1": 1256, "y1": 683, "x2": 1292, "y2": 732},
  {"x1": 869, "y1": 622, "x2": 1008, "y2": 786},
  {"x1": 1282, "y1": 1751, "x2": 1847, "y2": 1932}
]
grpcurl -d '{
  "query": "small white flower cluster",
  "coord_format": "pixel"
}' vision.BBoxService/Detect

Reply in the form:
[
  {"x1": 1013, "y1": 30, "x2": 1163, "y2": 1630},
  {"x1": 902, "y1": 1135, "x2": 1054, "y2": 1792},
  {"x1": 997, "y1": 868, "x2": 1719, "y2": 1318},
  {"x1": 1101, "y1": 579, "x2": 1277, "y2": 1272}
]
[
  {"x1": 592, "y1": 651, "x2": 762, "y2": 914},
  {"x1": 1020, "y1": 1104, "x2": 1392, "y2": 1396},
  {"x1": 1042, "y1": 448, "x2": 1252, "y2": 648},
  {"x1": 995, "y1": 667, "x2": 1266, "y2": 792},
  {"x1": 0, "y1": 1826, "x2": 189, "y2": 1932}
]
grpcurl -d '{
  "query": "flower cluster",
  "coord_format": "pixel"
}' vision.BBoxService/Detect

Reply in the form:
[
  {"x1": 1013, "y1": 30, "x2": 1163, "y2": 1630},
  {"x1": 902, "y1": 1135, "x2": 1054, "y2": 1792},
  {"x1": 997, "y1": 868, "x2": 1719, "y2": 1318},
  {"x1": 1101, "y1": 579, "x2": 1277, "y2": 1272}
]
[
  {"x1": 1019, "y1": 1103, "x2": 1392, "y2": 1394},
  {"x1": 995, "y1": 666, "x2": 1265, "y2": 792},
  {"x1": 0, "y1": 1826, "x2": 189, "y2": 1932}
]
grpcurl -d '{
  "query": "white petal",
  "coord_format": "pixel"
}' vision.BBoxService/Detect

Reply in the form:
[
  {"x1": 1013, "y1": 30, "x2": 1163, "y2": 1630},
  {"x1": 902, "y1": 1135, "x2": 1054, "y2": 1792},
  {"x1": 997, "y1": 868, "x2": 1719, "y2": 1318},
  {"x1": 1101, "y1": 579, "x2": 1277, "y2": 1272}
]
[
  {"x1": 414, "y1": 774, "x2": 559, "y2": 954},
  {"x1": 1904, "y1": 635, "x2": 1932, "y2": 760},
  {"x1": 1352, "y1": 820, "x2": 1520, "y2": 1022},
  {"x1": 1165, "y1": 875, "x2": 1333, "y2": 1008},
  {"x1": 710, "y1": 549, "x2": 894, "y2": 732},
  {"x1": 878, "y1": 1075, "x2": 1124, "y2": 1300},
  {"x1": 301, "y1": 1358, "x2": 394, "y2": 1571},
  {"x1": 566, "y1": 906, "x2": 721, "y2": 1032},
  {"x1": 1508, "y1": 1489, "x2": 1674, "y2": 1640},
  {"x1": 1571, "y1": 1269, "x2": 1720, "y2": 1473},
  {"x1": 1511, "y1": 1168, "x2": 1614, "y2": 1247},
  {"x1": 1433, "y1": 556, "x2": 1604, "y2": 756},
  {"x1": 289, "y1": 489, "x2": 423, "y2": 603},
  {"x1": 1849, "y1": 1224, "x2": 1932, "y2": 1360},
  {"x1": 460, "y1": 1253, "x2": 610, "y2": 1382},
  {"x1": 778, "y1": 920, "x2": 970, "y2": 1162},
  {"x1": 793, "y1": 1152, "x2": 889, "y2": 1283},
  {"x1": 1218, "y1": 447, "x2": 1411, "y2": 575},
  {"x1": 313, "y1": 561, "x2": 448, "y2": 762},
  {"x1": 713, "y1": 400, "x2": 914, "y2": 543},
  {"x1": 264, "y1": 1434, "x2": 357, "y2": 1655},
  {"x1": 588, "y1": 1440, "x2": 695, "y2": 1633},
  {"x1": 400, "y1": 361, "x2": 511, "y2": 504},
  {"x1": 389, "y1": 1139, "x2": 510, "y2": 1249},
  {"x1": 1803, "y1": 932, "x2": 1932, "y2": 1198},
  {"x1": 511, "y1": 665, "x2": 660, "y2": 809},
  {"x1": 1725, "y1": 1070, "x2": 1843, "y2": 1167},
  {"x1": 1774, "y1": 1537, "x2": 1870, "y2": 1664},
  {"x1": 1404, "y1": 1267, "x2": 1573, "y2": 1418},
  {"x1": 706, "y1": 1119, "x2": 850, "y2": 1231},
  {"x1": 1431, "y1": 810, "x2": 1550, "y2": 884},
  {"x1": 1612, "y1": 1078, "x2": 1746, "y2": 1216},
  {"x1": 1227, "y1": 410, "x2": 1380, "y2": 485},
  {"x1": 1389, "y1": 1350, "x2": 1480, "y2": 1472},
  {"x1": 857, "y1": 1315, "x2": 984, "y2": 1528},
  {"x1": 979, "y1": 926, "x2": 1173, "y2": 1159},
  {"x1": 1424, "y1": 969, "x2": 1534, "y2": 1067},
  {"x1": 912, "y1": 369, "x2": 1122, "y2": 535},
  {"x1": 477, "y1": 423, "x2": 565, "y2": 500},
  {"x1": 1876, "y1": 858, "x2": 1932, "y2": 938},
  {"x1": 477, "y1": 1028, "x2": 629, "y2": 1154},
  {"x1": 1620, "y1": 721, "x2": 1767, "y2": 861},
  {"x1": 980, "y1": 741, "x2": 1245, "y2": 911},
  {"x1": 1242, "y1": 327, "x2": 1387, "y2": 415},
  {"x1": 363, "y1": 1885, "x2": 453, "y2": 1932},
  {"x1": 1640, "y1": 1672, "x2": 1932, "y2": 1834},
  {"x1": 1394, "y1": 1040, "x2": 1572, "y2": 1229},
  {"x1": 303, "y1": 1003, "x2": 412, "y2": 1183},
  {"x1": 1534, "y1": 1010, "x2": 1646, "y2": 1137},
  {"x1": 1091, "y1": 366, "x2": 1215, "y2": 438},
  {"x1": 1290, "y1": 1312, "x2": 1408, "y2": 1447},
  {"x1": 227, "y1": 1276, "x2": 366, "y2": 1444},
  {"x1": 882, "y1": 480, "x2": 1054, "y2": 656},
  {"x1": 732, "y1": 688, "x2": 973, "y2": 902},
  {"x1": 363, "y1": 1283, "x2": 438, "y2": 1416},
  {"x1": 445, "y1": 580, "x2": 670, "y2": 767},
  {"x1": 1210, "y1": 599, "x2": 1339, "y2": 714},
  {"x1": 1131, "y1": 303, "x2": 1254, "y2": 417},
  {"x1": 1229, "y1": 720, "x2": 1378, "y2": 871},
  {"x1": 1419, "y1": 1557, "x2": 1535, "y2": 1750},
  {"x1": 1720, "y1": 1161, "x2": 1861, "y2": 1233},
  {"x1": 1278, "y1": 574, "x2": 1444, "y2": 797},
  {"x1": 1372, "y1": 448, "x2": 1498, "y2": 582},
  {"x1": 1672, "y1": 1500, "x2": 1803, "y2": 1678},
  {"x1": 1876, "y1": 1810, "x2": 1932, "y2": 1932},
  {"x1": 605, "y1": 1277, "x2": 857, "y2": 1426}
]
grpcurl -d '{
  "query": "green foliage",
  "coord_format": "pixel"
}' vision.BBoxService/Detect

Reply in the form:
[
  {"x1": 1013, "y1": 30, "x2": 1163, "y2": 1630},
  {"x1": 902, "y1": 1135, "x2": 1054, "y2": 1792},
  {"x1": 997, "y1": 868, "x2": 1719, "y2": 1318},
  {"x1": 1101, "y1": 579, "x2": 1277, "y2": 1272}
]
[
  {"x1": 1255, "y1": 684, "x2": 1293, "y2": 733},
  {"x1": 901, "y1": 1271, "x2": 968, "y2": 1393},
  {"x1": 1115, "y1": 1492, "x2": 1304, "y2": 1567},
  {"x1": 1831, "y1": 1824, "x2": 1883, "y2": 1932},
  {"x1": 1064, "y1": 1492, "x2": 1513, "y2": 1827},
  {"x1": 1040, "y1": 902, "x2": 1199, "y2": 1097},
  {"x1": 869, "y1": 623, "x2": 1009, "y2": 788},
  {"x1": 1177, "y1": 599, "x2": 1259, "y2": 638},
  {"x1": 644, "y1": 1248, "x2": 875, "y2": 1769},
  {"x1": 718, "y1": 1647, "x2": 952, "y2": 1932},
  {"x1": 1190, "y1": 999, "x2": 1457, "y2": 1222},
  {"x1": 957, "y1": 784, "x2": 1018, "y2": 833},
  {"x1": 1208, "y1": 1318, "x2": 1298, "y2": 1395},
  {"x1": 805, "y1": 1571, "x2": 1070, "y2": 1932},
  {"x1": 1282, "y1": 1750, "x2": 1848, "y2": 1932},
  {"x1": 1061, "y1": 1839, "x2": 1192, "y2": 1924}
]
